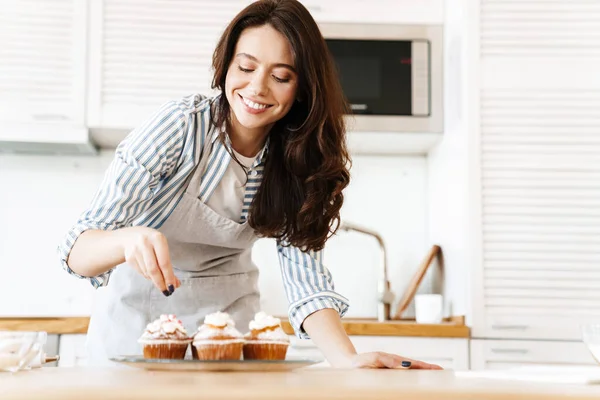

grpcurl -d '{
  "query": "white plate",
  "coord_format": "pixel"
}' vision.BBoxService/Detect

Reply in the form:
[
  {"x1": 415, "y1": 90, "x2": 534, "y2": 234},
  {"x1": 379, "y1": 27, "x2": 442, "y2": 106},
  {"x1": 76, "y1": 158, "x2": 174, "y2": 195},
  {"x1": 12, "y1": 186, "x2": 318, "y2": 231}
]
[{"x1": 110, "y1": 356, "x2": 319, "y2": 372}]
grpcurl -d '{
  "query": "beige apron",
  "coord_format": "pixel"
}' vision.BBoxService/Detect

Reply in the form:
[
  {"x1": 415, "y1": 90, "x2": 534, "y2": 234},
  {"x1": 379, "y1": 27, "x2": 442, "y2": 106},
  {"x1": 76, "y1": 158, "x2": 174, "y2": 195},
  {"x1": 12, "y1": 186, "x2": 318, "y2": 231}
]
[{"x1": 86, "y1": 131, "x2": 260, "y2": 365}]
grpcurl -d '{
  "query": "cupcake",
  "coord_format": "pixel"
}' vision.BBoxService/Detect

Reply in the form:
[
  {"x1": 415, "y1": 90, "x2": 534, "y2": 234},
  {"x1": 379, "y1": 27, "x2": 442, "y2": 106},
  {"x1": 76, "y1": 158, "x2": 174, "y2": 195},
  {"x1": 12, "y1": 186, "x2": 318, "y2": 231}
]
[
  {"x1": 138, "y1": 314, "x2": 191, "y2": 359},
  {"x1": 243, "y1": 312, "x2": 290, "y2": 360},
  {"x1": 192, "y1": 312, "x2": 244, "y2": 360}
]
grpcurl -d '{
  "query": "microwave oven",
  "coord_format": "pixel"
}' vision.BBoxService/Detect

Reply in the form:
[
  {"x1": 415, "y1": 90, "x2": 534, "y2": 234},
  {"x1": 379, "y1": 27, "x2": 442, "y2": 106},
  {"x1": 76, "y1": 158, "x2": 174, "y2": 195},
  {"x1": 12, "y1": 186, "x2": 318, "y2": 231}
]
[{"x1": 320, "y1": 23, "x2": 443, "y2": 133}]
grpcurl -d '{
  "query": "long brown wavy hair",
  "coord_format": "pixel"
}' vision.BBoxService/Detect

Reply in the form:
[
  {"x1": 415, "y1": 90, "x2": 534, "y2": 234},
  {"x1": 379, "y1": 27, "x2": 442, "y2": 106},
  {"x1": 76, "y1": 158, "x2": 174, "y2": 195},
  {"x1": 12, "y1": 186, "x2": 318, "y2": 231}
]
[{"x1": 211, "y1": 0, "x2": 351, "y2": 252}]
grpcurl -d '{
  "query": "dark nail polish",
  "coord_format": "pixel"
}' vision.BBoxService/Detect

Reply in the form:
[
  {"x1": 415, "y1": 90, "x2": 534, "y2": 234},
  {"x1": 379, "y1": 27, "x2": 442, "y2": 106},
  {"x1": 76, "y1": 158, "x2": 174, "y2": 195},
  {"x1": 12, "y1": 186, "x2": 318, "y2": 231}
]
[
  {"x1": 401, "y1": 361, "x2": 411, "y2": 368},
  {"x1": 168, "y1": 285, "x2": 175, "y2": 294},
  {"x1": 162, "y1": 290, "x2": 170, "y2": 297}
]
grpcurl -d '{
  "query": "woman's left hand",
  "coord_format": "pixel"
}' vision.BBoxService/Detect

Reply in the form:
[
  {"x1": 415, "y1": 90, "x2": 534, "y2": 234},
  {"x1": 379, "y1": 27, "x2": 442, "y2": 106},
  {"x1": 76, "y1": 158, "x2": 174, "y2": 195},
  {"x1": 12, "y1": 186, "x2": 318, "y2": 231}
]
[{"x1": 348, "y1": 352, "x2": 443, "y2": 369}]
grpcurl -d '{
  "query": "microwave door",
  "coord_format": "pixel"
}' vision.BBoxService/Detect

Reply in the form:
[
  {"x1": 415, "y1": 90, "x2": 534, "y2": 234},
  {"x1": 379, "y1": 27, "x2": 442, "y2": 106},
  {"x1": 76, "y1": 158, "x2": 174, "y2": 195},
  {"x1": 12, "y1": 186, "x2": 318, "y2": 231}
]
[{"x1": 326, "y1": 38, "x2": 430, "y2": 117}]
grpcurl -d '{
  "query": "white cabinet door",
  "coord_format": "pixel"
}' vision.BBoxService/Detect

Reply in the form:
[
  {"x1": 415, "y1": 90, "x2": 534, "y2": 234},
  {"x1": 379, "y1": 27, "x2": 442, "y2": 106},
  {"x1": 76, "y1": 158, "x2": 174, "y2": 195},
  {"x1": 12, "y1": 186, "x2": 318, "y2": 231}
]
[
  {"x1": 287, "y1": 335, "x2": 326, "y2": 362},
  {"x1": 87, "y1": 0, "x2": 248, "y2": 131},
  {"x1": 0, "y1": 0, "x2": 87, "y2": 142},
  {"x1": 288, "y1": 336, "x2": 469, "y2": 370},
  {"x1": 470, "y1": 340, "x2": 597, "y2": 370},
  {"x1": 472, "y1": 0, "x2": 600, "y2": 341},
  {"x1": 351, "y1": 336, "x2": 469, "y2": 370},
  {"x1": 58, "y1": 334, "x2": 88, "y2": 367},
  {"x1": 300, "y1": 0, "x2": 444, "y2": 24}
]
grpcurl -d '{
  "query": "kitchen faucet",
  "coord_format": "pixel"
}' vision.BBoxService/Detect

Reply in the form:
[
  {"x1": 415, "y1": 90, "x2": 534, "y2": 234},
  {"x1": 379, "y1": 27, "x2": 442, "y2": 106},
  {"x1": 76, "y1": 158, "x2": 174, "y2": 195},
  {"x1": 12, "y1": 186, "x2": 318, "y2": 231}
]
[{"x1": 338, "y1": 222, "x2": 394, "y2": 322}]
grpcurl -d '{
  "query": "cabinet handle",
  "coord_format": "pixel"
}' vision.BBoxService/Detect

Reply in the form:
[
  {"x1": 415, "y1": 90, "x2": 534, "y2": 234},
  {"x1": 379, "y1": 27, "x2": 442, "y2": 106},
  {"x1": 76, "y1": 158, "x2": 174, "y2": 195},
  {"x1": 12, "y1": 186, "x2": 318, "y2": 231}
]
[
  {"x1": 491, "y1": 325, "x2": 528, "y2": 330},
  {"x1": 491, "y1": 348, "x2": 529, "y2": 354},
  {"x1": 32, "y1": 114, "x2": 69, "y2": 121}
]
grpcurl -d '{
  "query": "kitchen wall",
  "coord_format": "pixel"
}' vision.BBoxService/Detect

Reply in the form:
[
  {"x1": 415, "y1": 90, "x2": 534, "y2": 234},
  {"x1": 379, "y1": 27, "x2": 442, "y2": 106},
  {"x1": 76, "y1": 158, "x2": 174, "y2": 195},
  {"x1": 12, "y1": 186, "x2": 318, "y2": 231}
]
[
  {"x1": 427, "y1": 0, "x2": 472, "y2": 322},
  {"x1": 0, "y1": 151, "x2": 432, "y2": 319}
]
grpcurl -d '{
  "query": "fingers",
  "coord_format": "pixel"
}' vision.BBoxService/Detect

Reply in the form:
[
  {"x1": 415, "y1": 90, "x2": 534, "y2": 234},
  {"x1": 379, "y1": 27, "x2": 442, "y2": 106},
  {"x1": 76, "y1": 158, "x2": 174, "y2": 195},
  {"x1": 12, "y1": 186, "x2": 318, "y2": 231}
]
[
  {"x1": 427, "y1": 363, "x2": 444, "y2": 370},
  {"x1": 376, "y1": 353, "x2": 411, "y2": 369},
  {"x1": 370, "y1": 353, "x2": 443, "y2": 370},
  {"x1": 123, "y1": 228, "x2": 180, "y2": 296},
  {"x1": 151, "y1": 233, "x2": 180, "y2": 292},
  {"x1": 130, "y1": 254, "x2": 148, "y2": 279},
  {"x1": 140, "y1": 243, "x2": 169, "y2": 295},
  {"x1": 399, "y1": 356, "x2": 443, "y2": 370}
]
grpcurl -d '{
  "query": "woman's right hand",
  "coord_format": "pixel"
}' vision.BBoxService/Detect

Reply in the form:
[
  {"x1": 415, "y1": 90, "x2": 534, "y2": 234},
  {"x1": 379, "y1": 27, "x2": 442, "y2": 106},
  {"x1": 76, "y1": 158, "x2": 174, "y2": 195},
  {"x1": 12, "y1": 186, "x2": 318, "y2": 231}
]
[{"x1": 119, "y1": 227, "x2": 181, "y2": 296}]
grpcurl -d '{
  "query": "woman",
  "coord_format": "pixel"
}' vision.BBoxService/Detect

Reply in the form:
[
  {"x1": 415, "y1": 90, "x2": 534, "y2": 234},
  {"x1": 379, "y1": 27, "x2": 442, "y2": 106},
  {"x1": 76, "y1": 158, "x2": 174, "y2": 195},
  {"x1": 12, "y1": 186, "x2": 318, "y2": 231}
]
[{"x1": 58, "y1": 0, "x2": 441, "y2": 369}]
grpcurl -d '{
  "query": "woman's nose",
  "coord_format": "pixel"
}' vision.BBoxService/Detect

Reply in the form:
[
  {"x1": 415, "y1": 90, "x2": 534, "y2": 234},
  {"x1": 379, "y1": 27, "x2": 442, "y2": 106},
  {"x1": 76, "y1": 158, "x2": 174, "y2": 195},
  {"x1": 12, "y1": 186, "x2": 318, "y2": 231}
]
[{"x1": 248, "y1": 71, "x2": 268, "y2": 96}]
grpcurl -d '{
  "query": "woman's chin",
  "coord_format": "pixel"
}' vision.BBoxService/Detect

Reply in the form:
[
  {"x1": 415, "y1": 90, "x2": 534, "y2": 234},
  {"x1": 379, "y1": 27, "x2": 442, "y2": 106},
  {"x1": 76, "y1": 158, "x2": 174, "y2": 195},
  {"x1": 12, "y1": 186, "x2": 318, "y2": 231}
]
[{"x1": 233, "y1": 113, "x2": 269, "y2": 131}]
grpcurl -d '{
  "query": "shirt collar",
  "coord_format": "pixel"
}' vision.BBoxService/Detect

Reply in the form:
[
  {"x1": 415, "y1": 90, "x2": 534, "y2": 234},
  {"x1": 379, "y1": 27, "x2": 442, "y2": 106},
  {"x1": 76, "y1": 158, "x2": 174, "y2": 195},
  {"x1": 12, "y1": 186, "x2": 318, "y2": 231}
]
[{"x1": 211, "y1": 123, "x2": 270, "y2": 166}]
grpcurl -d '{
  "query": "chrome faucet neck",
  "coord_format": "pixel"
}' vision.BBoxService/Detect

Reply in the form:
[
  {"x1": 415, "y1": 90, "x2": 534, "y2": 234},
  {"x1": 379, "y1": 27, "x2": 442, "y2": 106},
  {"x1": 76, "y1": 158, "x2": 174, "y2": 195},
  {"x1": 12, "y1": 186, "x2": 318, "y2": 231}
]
[{"x1": 339, "y1": 222, "x2": 394, "y2": 321}]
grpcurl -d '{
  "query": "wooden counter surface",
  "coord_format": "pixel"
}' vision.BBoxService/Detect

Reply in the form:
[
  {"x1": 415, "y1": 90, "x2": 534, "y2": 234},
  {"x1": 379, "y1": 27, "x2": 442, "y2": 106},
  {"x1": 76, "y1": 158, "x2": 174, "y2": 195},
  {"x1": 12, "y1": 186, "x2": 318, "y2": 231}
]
[
  {"x1": 2, "y1": 367, "x2": 599, "y2": 400},
  {"x1": 0, "y1": 316, "x2": 469, "y2": 338}
]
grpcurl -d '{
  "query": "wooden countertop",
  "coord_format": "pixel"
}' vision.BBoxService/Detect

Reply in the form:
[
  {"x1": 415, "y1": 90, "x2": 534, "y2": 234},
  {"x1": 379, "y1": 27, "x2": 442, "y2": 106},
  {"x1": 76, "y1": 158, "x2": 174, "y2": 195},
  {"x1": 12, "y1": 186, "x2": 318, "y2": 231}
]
[
  {"x1": 2, "y1": 368, "x2": 600, "y2": 400},
  {"x1": 0, "y1": 316, "x2": 469, "y2": 338}
]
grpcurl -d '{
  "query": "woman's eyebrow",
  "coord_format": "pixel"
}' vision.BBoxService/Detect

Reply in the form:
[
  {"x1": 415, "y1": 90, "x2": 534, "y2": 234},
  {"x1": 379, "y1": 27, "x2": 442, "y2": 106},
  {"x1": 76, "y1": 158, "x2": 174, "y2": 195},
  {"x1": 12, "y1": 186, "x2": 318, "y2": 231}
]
[{"x1": 235, "y1": 53, "x2": 296, "y2": 73}]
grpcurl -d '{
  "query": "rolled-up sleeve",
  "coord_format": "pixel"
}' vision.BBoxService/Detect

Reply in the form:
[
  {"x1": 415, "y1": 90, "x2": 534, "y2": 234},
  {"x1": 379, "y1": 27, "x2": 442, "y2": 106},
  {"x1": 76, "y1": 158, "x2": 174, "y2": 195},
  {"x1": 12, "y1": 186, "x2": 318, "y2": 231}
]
[
  {"x1": 277, "y1": 244, "x2": 349, "y2": 339},
  {"x1": 57, "y1": 101, "x2": 188, "y2": 288}
]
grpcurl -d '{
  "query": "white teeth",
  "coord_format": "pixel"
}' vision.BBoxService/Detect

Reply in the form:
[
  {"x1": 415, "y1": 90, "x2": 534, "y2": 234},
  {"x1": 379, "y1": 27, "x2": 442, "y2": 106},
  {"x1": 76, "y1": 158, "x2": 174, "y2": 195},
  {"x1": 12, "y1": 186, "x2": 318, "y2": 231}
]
[{"x1": 242, "y1": 96, "x2": 269, "y2": 110}]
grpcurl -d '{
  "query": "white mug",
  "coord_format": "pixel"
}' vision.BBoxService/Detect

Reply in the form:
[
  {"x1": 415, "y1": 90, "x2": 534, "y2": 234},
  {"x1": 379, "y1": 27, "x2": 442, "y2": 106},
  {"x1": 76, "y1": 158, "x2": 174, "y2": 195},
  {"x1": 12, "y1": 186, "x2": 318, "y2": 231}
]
[{"x1": 415, "y1": 294, "x2": 443, "y2": 324}]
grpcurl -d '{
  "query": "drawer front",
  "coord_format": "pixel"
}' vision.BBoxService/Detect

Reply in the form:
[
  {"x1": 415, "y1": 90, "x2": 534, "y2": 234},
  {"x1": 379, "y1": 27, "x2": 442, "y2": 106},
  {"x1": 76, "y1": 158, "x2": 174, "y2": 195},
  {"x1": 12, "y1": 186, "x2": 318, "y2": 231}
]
[
  {"x1": 350, "y1": 336, "x2": 469, "y2": 370},
  {"x1": 480, "y1": 314, "x2": 599, "y2": 341},
  {"x1": 470, "y1": 339, "x2": 597, "y2": 370},
  {"x1": 287, "y1": 336, "x2": 325, "y2": 361},
  {"x1": 58, "y1": 334, "x2": 88, "y2": 367},
  {"x1": 287, "y1": 336, "x2": 468, "y2": 370}
]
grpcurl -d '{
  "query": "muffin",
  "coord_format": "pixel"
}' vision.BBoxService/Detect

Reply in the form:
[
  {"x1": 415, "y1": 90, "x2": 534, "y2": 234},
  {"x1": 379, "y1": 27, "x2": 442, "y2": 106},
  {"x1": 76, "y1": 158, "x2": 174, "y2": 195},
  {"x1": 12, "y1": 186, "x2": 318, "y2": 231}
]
[
  {"x1": 243, "y1": 312, "x2": 290, "y2": 360},
  {"x1": 138, "y1": 314, "x2": 191, "y2": 359},
  {"x1": 192, "y1": 312, "x2": 244, "y2": 360}
]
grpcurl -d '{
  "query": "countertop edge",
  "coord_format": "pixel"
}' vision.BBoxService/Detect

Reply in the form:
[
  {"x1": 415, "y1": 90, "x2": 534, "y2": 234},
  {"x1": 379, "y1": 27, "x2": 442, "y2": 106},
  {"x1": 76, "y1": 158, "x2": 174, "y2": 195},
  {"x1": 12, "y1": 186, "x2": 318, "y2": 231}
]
[{"x1": 0, "y1": 317, "x2": 470, "y2": 338}]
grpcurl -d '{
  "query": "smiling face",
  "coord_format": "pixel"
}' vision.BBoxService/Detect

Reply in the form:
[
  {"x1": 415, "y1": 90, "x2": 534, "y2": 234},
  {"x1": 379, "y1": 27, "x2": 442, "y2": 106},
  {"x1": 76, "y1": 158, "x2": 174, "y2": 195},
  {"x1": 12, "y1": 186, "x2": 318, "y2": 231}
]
[{"x1": 225, "y1": 24, "x2": 299, "y2": 138}]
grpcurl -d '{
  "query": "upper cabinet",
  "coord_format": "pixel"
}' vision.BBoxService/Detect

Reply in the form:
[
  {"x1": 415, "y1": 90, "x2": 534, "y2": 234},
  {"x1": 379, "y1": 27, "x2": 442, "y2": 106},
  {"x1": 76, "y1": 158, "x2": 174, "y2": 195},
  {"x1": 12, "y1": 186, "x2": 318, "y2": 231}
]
[
  {"x1": 87, "y1": 0, "x2": 249, "y2": 131},
  {"x1": 88, "y1": 0, "x2": 444, "y2": 133},
  {"x1": 0, "y1": 0, "x2": 445, "y2": 154},
  {"x1": 0, "y1": 0, "x2": 90, "y2": 150},
  {"x1": 473, "y1": 0, "x2": 600, "y2": 340},
  {"x1": 300, "y1": 0, "x2": 444, "y2": 24}
]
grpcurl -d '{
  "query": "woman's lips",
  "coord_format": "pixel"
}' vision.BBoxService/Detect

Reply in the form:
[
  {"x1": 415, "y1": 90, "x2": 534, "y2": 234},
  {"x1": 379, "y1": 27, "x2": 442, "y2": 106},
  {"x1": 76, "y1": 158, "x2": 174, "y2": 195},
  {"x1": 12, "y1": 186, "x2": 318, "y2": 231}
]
[{"x1": 238, "y1": 93, "x2": 272, "y2": 115}]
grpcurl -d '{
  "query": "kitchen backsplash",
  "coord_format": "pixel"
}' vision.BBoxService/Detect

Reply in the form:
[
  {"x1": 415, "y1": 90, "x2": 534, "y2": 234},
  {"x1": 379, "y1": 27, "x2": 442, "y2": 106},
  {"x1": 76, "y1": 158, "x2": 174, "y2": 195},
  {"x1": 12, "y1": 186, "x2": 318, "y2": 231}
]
[{"x1": 0, "y1": 151, "x2": 432, "y2": 319}]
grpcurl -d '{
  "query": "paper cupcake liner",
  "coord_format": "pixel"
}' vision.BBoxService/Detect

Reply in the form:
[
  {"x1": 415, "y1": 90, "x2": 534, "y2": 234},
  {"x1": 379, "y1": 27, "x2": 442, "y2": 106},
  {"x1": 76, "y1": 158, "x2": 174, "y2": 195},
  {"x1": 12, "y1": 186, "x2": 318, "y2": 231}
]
[
  {"x1": 192, "y1": 340, "x2": 244, "y2": 360},
  {"x1": 142, "y1": 341, "x2": 189, "y2": 359},
  {"x1": 243, "y1": 342, "x2": 289, "y2": 360}
]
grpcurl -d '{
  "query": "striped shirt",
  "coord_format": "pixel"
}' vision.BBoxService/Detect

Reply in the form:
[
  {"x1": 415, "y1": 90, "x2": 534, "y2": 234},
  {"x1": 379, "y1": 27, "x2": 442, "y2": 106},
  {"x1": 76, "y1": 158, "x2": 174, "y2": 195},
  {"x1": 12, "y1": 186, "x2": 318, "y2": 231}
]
[{"x1": 57, "y1": 94, "x2": 349, "y2": 338}]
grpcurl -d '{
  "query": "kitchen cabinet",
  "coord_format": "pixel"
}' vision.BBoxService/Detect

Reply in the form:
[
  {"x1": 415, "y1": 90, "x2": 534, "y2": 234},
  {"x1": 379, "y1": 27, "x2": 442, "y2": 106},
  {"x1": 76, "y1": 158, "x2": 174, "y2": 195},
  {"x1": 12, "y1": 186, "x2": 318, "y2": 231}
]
[
  {"x1": 470, "y1": 0, "x2": 600, "y2": 341},
  {"x1": 85, "y1": 0, "x2": 445, "y2": 153},
  {"x1": 0, "y1": 0, "x2": 89, "y2": 150},
  {"x1": 85, "y1": 0, "x2": 444, "y2": 129},
  {"x1": 55, "y1": 334, "x2": 468, "y2": 370},
  {"x1": 87, "y1": 0, "x2": 247, "y2": 131},
  {"x1": 470, "y1": 339, "x2": 597, "y2": 370},
  {"x1": 58, "y1": 334, "x2": 88, "y2": 367},
  {"x1": 351, "y1": 336, "x2": 469, "y2": 370},
  {"x1": 288, "y1": 336, "x2": 470, "y2": 370},
  {"x1": 300, "y1": 0, "x2": 444, "y2": 24}
]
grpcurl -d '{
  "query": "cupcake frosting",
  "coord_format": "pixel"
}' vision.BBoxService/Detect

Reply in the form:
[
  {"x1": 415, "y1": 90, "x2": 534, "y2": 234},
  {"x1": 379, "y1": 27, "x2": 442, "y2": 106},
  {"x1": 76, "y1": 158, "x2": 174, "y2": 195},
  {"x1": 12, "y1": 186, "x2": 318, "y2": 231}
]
[
  {"x1": 249, "y1": 312, "x2": 280, "y2": 331},
  {"x1": 194, "y1": 312, "x2": 243, "y2": 341},
  {"x1": 140, "y1": 314, "x2": 189, "y2": 341},
  {"x1": 247, "y1": 312, "x2": 290, "y2": 342},
  {"x1": 204, "y1": 311, "x2": 235, "y2": 328}
]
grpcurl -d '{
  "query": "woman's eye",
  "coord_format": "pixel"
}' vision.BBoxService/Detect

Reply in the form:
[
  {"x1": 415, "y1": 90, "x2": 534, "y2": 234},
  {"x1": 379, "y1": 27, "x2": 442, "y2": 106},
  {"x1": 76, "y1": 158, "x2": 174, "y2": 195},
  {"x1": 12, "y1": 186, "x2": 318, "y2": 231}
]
[
  {"x1": 238, "y1": 66, "x2": 253, "y2": 73},
  {"x1": 273, "y1": 76, "x2": 290, "y2": 83}
]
